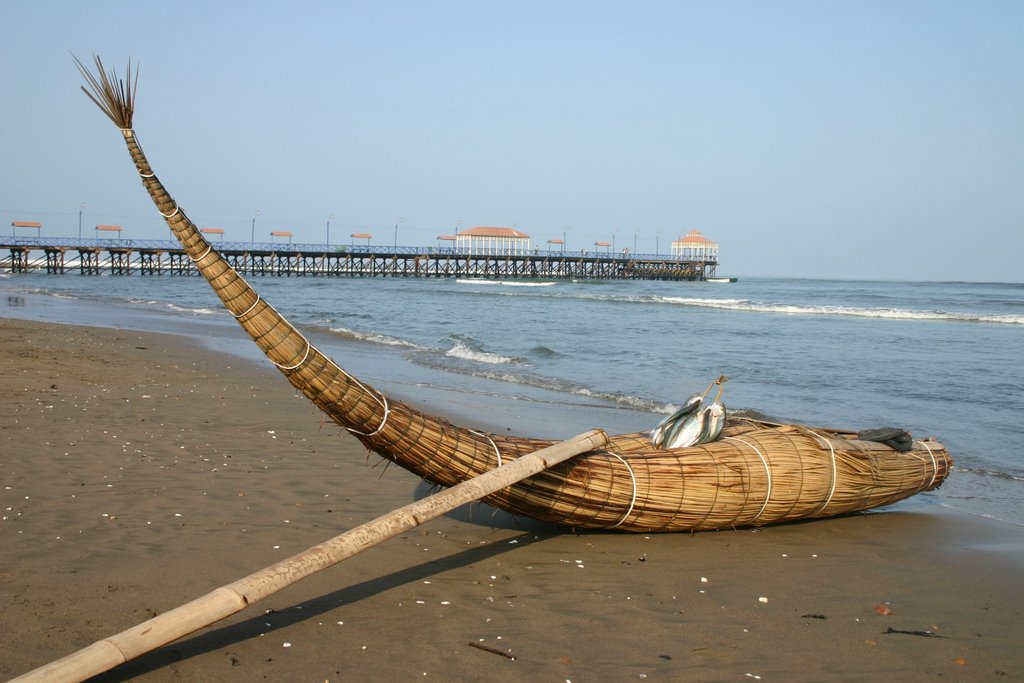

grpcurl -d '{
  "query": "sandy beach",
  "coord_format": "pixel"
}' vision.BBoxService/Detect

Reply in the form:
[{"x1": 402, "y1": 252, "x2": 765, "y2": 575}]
[{"x1": 2, "y1": 318, "x2": 1021, "y2": 682}]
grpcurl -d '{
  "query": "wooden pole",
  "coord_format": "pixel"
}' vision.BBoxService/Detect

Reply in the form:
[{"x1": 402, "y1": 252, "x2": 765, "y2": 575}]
[{"x1": 11, "y1": 429, "x2": 608, "y2": 683}]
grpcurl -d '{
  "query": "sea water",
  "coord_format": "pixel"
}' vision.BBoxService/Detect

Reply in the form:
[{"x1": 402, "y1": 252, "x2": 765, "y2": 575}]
[{"x1": 2, "y1": 273, "x2": 1021, "y2": 526}]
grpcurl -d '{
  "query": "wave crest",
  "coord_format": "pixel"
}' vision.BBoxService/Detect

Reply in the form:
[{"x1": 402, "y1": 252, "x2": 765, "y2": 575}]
[
  {"x1": 165, "y1": 302, "x2": 217, "y2": 315},
  {"x1": 326, "y1": 326, "x2": 421, "y2": 349},
  {"x1": 445, "y1": 340, "x2": 518, "y2": 365},
  {"x1": 659, "y1": 296, "x2": 1024, "y2": 325}
]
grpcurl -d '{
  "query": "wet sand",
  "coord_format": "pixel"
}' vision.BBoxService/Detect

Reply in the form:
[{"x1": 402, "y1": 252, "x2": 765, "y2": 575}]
[{"x1": 1, "y1": 319, "x2": 1021, "y2": 682}]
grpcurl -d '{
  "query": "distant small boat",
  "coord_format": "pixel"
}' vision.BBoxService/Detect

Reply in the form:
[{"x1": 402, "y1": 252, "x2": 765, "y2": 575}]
[{"x1": 707, "y1": 277, "x2": 737, "y2": 283}]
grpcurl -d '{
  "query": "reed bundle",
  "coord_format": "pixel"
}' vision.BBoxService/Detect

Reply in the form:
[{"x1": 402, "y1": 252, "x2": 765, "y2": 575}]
[{"x1": 75, "y1": 56, "x2": 952, "y2": 533}]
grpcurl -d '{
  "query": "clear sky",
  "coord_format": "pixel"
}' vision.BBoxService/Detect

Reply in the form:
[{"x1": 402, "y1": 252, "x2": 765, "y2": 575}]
[{"x1": 2, "y1": 1, "x2": 1021, "y2": 281}]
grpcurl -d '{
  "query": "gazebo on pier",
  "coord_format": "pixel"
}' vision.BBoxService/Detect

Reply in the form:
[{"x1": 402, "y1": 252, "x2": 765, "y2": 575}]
[{"x1": 671, "y1": 230, "x2": 718, "y2": 261}]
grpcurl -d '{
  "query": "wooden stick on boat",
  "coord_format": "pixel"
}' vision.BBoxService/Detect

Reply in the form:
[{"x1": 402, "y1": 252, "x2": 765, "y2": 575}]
[{"x1": 11, "y1": 429, "x2": 609, "y2": 683}]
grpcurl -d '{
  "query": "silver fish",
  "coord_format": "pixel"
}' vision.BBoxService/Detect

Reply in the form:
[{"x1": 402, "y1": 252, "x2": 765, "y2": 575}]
[
  {"x1": 696, "y1": 402, "x2": 726, "y2": 445},
  {"x1": 650, "y1": 424, "x2": 669, "y2": 448},
  {"x1": 650, "y1": 393, "x2": 703, "y2": 446},
  {"x1": 665, "y1": 408, "x2": 707, "y2": 449},
  {"x1": 655, "y1": 415, "x2": 683, "y2": 448}
]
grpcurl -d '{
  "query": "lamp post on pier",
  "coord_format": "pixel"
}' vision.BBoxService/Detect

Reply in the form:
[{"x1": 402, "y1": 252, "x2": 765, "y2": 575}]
[
  {"x1": 250, "y1": 209, "x2": 260, "y2": 245},
  {"x1": 78, "y1": 202, "x2": 86, "y2": 239},
  {"x1": 326, "y1": 213, "x2": 335, "y2": 246}
]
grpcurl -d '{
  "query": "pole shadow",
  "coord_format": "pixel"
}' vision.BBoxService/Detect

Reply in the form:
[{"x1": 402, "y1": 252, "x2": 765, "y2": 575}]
[{"x1": 85, "y1": 529, "x2": 557, "y2": 682}]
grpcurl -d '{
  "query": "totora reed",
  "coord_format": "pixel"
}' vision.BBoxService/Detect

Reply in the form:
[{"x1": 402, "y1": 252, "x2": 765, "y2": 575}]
[{"x1": 74, "y1": 55, "x2": 951, "y2": 533}]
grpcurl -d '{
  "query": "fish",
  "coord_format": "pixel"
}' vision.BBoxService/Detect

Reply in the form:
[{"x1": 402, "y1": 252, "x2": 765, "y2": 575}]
[
  {"x1": 696, "y1": 402, "x2": 726, "y2": 445},
  {"x1": 665, "y1": 408, "x2": 707, "y2": 449},
  {"x1": 650, "y1": 393, "x2": 703, "y2": 446},
  {"x1": 650, "y1": 377, "x2": 730, "y2": 449}
]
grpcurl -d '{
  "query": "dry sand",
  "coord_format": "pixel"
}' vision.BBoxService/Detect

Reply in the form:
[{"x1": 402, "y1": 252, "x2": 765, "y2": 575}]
[{"x1": 1, "y1": 318, "x2": 1021, "y2": 682}]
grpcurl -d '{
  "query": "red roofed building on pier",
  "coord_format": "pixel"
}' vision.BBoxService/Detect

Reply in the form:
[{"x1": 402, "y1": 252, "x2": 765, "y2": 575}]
[
  {"x1": 455, "y1": 226, "x2": 530, "y2": 255},
  {"x1": 671, "y1": 230, "x2": 718, "y2": 261}
]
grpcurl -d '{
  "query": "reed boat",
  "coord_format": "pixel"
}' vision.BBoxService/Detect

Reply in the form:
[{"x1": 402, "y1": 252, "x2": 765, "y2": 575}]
[{"x1": 75, "y1": 57, "x2": 951, "y2": 533}]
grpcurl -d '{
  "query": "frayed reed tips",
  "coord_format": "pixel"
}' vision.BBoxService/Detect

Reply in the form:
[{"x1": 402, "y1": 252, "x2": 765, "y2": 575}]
[{"x1": 73, "y1": 53, "x2": 138, "y2": 129}]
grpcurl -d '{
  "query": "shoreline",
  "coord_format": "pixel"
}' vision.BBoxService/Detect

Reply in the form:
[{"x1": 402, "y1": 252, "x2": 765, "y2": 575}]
[
  {"x1": 2, "y1": 318, "x2": 1022, "y2": 681},
  {"x1": 0, "y1": 287, "x2": 659, "y2": 441}
]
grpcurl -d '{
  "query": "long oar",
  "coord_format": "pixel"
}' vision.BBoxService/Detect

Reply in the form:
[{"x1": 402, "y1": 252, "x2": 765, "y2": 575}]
[{"x1": 12, "y1": 429, "x2": 609, "y2": 683}]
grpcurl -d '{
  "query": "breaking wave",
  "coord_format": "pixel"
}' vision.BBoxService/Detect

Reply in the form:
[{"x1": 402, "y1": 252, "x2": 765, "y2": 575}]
[
  {"x1": 658, "y1": 296, "x2": 1024, "y2": 325},
  {"x1": 456, "y1": 279, "x2": 556, "y2": 287},
  {"x1": 165, "y1": 302, "x2": 218, "y2": 316},
  {"x1": 325, "y1": 326, "x2": 423, "y2": 349},
  {"x1": 444, "y1": 339, "x2": 519, "y2": 365}
]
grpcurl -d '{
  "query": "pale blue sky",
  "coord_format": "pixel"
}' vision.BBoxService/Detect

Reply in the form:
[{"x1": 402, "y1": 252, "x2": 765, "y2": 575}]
[{"x1": 2, "y1": 1, "x2": 1021, "y2": 281}]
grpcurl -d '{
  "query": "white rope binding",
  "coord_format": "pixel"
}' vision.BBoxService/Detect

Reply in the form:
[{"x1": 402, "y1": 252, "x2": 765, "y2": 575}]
[
  {"x1": 347, "y1": 393, "x2": 391, "y2": 438},
  {"x1": 190, "y1": 243, "x2": 212, "y2": 263},
  {"x1": 604, "y1": 451, "x2": 638, "y2": 529},
  {"x1": 470, "y1": 430, "x2": 503, "y2": 468},
  {"x1": 273, "y1": 341, "x2": 311, "y2": 371},
  {"x1": 724, "y1": 436, "x2": 773, "y2": 523},
  {"x1": 160, "y1": 205, "x2": 180, "y2": 218},
  {"x1": 914, "y1": 440, "x2": 939, "y2": 489},
  {"x1": 233, "y1": 294, "x2": 262, "y2": 319},
  {"x1": 804, "y1": 428, "x2": 838, "y2": 515}
]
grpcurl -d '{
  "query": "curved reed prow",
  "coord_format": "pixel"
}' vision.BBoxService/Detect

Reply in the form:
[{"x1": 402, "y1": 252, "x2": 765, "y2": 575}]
[
  {"x1": 72, "y1": 55, "x2": 511, "y2": 471},
  {"x1": 72, "y1": 57, "x2": 355, "y2": 415}
]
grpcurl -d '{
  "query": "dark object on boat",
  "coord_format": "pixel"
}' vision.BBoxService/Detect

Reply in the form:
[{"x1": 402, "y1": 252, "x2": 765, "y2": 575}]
[{"x1": 858, "y1": 427, "x2": 914, "y2": 452}]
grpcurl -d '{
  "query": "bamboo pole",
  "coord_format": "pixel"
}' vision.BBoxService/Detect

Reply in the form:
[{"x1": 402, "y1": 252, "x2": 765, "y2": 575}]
[{"x1": 11, "y1": 429, "x2": 609, "y2": 683}]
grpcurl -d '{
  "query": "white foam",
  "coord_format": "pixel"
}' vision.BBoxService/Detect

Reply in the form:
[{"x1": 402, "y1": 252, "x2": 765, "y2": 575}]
[
  {"x1": 659, "y1": 297, "x2": 1024, "y2": 325},
  {"x1": 327, "y1": 326, "x2": 421, "y2": 349},
  {"x1": 445, "y1": 341, "x2": 516, "y2": 365},
  {"x1": 456, "y1": 279, "x2": 556, "y2": 287},
  {"x1": 165, "y1": 302, "x2": 217, "y2": 315}
]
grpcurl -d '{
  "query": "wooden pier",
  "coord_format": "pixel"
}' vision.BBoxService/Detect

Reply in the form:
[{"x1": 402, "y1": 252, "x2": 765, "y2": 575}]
[{"x1": 1, "y1": 237, "x2": 720, "y2": 281}]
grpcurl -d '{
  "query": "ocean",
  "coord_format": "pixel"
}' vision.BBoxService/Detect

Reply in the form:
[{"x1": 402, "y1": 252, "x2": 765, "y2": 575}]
[{"x1": 2, "y1": 272, "x2": 1022, "y2": 527}]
